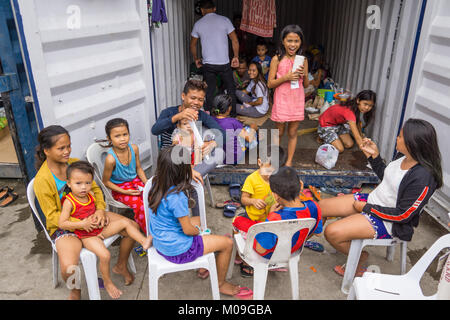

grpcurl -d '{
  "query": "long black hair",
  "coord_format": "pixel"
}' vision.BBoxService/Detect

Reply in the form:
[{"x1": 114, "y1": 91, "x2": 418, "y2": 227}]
[
  {"x1": 211, "y1": 94, "x2": 232, "y2": 117},
  {"x1": 343, "y1": 90, "x2": 377, "y2": 128},
  {"x1": 248, "y1": 61, "x2": 268, "y2": 98},
  {"x1": 148, "y1": 146, "x2": 195, "y2": 214},
  {"x1": 277, "y1": 25, "x2": 305, "y2": 60},
  {"x1": 35, "y1": 125, "x2": 70, "y2": 169},
  {"x1": 402, "y1": 118, "x2": 443, "y2": 189}
]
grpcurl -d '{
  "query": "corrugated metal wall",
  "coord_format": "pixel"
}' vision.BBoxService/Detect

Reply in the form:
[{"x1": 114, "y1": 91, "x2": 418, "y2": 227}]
[
  {"x1": 150, "y1": 0, "x2": 194, "y2": 114},
  {"x1": 156, "y1": 0, "x2": 423, "y2": 160},
  {"x1": 313, "y1": 0, "x2": 424, "y2": 160}
]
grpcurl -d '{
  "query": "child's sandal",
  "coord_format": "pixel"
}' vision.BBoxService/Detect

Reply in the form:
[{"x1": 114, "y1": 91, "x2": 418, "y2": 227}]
[
  {"x1": 240, "y1": 263, "x2": 253, "y2": 278},
  {"x1": 0, "y1": 186, "x2": 14, "y2": 201}
]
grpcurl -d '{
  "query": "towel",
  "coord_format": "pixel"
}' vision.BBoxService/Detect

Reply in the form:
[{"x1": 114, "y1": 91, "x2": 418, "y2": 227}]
[
  {"x1": 148, "y1": 0, "x2": 168, "y2": 27},
  {"x1": 241, "y1": 0, "x2": 276, "y2": 38}
]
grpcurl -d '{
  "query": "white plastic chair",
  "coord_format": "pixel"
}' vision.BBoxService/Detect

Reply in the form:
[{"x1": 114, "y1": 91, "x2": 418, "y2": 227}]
[
  {"x1": 226, "y1": 218, "x2": 317, "y2": 300},
  {"x1": 27, "y1": 178, "x2": 136, "y2": 300},
  {"x1": 86, "y1": 142, "x2": 130, "y2": 212},
  {"x1": 341, "y1": 238, "x2": 408, "y2": 294},
  {"x1": 348, "y1": 234, "x2": 450, "y2": 300},
  {"x1": 143, "y1": 177, "x2": 220, "y2": 300}
]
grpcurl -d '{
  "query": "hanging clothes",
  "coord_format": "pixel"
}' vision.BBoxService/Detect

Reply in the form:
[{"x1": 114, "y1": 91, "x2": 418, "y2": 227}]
[
  {"x1": 148, "y1": 0, "x2": 168, "y2": 28},
  {"x1": 240, "y1": 0, "x2": 276, "y2": 38}
]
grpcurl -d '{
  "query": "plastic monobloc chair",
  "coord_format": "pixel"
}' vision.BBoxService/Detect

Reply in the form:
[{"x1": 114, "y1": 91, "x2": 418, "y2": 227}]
[
  {"x1": 86, "y1": 142, "x2": 130, "y2": 212},
  {"x1": 348, "y1": 234, "x2": 450, "y2": 300},
  {"x1": 27, "y1": 178, "x2": 136, "y2": 300},
  {"x1": 226, "y1": 218, "x2": 317, "y2": 300},
  {"x1": 341, "y1": 238, "x2": 408, "y2": 294},
  {"x1": 143, "y1": 177, "x2": 220, "y2": 300}
]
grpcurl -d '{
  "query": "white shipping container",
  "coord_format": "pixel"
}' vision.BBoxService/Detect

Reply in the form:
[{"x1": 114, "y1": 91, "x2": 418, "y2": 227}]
[{"x1": 12, "y1": 0, "x2": 449, "y2": 227}]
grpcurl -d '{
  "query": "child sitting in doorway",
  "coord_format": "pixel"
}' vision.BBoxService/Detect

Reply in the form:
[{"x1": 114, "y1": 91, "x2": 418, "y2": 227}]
[
  {"x1": 211, "y1": 94, "x2": 257, "y2": 165},
  {"x1": 251, "y1": 40, "x2": 272, "y2": 81},
  {"x1": 233, "y1": 58, "x2": 251, "y2": 90}
]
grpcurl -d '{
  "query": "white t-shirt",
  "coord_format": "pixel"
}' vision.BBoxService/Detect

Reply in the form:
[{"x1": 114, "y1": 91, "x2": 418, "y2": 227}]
[
  {"x1": 191, "y1": 13, "x2": 235, "y2": 65},
  {"x1": 367, "y1": 156, "x2": 409, "y2": 235},
  {"x1": 246, "y1": 80, "x2": 269, "y2": 115}
]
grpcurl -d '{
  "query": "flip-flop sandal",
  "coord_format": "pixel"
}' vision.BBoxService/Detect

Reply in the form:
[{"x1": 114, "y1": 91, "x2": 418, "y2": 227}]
[
  {"x1": 229, "y1": 184, "x2": 241, "y2": 202},
  {"x1": 308, "y1": 185, "x2": 322, "y2": 201},
  {"x1": 299, "y1": 191, "x2": 314, "y2": 202},
  {"x1": 197, "y1": 269, "x2": 209, "y2": 280},
  {"x1": 240, "y1": 263, "x2": 254, "y2": 278},
  {"x1": 320, "y1": 186, "x2": 352, "y2": 196},
  {"x1": 234, "y1": 286, "x2": 253, "y2": 300},
  {"x1": 0, "y1": 191, "x2": 18, "y2": 208},
  {"x1": 334, "y1": 264, "x2": 367, "y2": 277},
  {"x1": 0, "y1": 186, "x2": 14, "y2": 201},
  {"x1": 304, "y1": 240, "x2": 325, "y2": 253},
  {"x1": 223, "y1": 204, "x2": 237, "y2": 218},
  {"x1": 215, "y1": 200, "x2": 241, "y2": 209}
]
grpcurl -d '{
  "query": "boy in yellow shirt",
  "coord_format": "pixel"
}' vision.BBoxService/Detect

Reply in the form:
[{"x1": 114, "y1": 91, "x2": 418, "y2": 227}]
[
  {"x1": 240, "y1": 145, "x2": 287, "y2": 222},
  {"x1": 233, "y1": 145, "x2": 286, "y2": 277}
]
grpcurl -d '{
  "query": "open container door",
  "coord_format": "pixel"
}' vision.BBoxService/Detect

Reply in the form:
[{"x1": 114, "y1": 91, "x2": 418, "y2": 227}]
[
  {"x1": 401, "y1": 0, "x2": 450, "y2": 229},
  {"x1": 12, "y1": 0, "x2": 158, "y2": 170}
]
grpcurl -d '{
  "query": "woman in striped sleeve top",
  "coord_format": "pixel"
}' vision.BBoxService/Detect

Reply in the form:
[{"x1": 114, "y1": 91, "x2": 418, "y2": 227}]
[{"x1": 319, "y1": 118, "x2": 443, "y2": 277}]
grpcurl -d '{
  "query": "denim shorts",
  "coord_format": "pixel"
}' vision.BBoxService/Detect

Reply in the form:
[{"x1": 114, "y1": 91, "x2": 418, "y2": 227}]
[
  {"x1": 50, "y1": 228, "x2": 78, "y2": 242},
  {"x1": 362, "y1": 213, "x2": 392, "y2": 240}
]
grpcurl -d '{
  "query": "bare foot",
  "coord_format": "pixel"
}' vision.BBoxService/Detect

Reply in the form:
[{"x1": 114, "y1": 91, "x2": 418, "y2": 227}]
[
  {"x1": 104, "y1": 280, "x2": 122, "y2": 299},
  {"x1": 219, "y1": 281, "x2": 240, "y2": 296},
  {"x1": 357, "y1": 251, "x2": 369, "y2": 270},
  {"x1": 112, "y1": 265, "x2": 134, "y2": 286},
  {"x1": 197, "y1": 268, "x2": 209, "y2": 279},
  {"x1": 142, "y1": 235, "x2": 153, "y2": 250},
  {"x1": 68, "y1": 289, "x2": 81, "y2": 300}
]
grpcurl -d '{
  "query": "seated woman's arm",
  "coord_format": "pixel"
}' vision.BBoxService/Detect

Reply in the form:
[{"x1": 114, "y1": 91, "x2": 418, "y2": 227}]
[
  {"x1": 362, "y1": 170, "x2": 435, "y2": 225},
  {"x1": 34, "y1": 179, "x2": 61, "y2": 231},
  {"x1": 360, "y1": 138, "x2": 387, "y2": 180}
]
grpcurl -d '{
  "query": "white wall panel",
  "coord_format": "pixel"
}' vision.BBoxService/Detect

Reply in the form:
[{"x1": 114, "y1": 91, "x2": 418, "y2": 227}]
[
  {"x1": 16, "y1": 0, "x2": 157, "y2": 169},
  {"x1": 402, "y1": 0, "x2": 450, "y2": 228}
]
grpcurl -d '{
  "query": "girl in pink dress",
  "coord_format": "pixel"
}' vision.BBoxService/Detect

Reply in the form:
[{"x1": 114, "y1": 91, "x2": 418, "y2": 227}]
[{"x1": 268, "y1": 25, "x2": 310, "y2": 167}]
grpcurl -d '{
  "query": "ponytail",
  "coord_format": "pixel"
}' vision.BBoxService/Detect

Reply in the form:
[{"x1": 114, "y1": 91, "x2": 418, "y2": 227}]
[{"x1": 35, "y1": 125, "x2": 70, "y2": 169}]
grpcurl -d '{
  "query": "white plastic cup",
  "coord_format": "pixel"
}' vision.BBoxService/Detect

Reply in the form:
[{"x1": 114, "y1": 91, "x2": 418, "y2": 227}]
[{"x1": 291, "y1": 55, "x2": 305, "y2": 89}]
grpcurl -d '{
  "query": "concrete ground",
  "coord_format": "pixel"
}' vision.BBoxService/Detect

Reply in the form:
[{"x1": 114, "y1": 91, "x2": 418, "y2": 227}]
[{"x1": 0, "y1": 177, "x2": 447, "y2": 300}]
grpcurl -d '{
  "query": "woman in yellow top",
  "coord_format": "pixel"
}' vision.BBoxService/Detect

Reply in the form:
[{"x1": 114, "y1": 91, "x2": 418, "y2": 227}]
[{"x1": 33, "y1": 125, "x2": 137, "y2": 300}]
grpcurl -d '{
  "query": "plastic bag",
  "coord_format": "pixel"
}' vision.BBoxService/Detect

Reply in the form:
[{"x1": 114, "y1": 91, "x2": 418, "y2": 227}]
[{"x1": 315, "y1": 144, "x2": 339, "y2": 169}]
